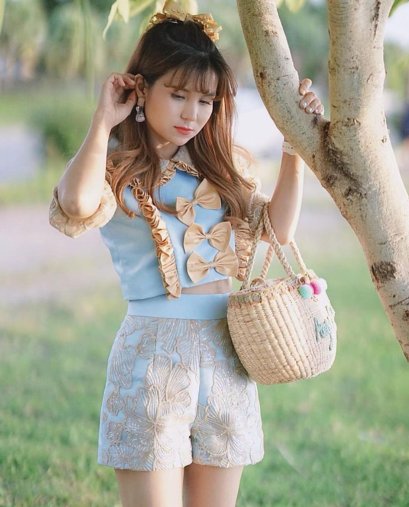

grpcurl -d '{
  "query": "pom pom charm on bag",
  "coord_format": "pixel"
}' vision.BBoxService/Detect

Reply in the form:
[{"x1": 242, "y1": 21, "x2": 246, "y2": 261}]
[{"x1": 297, "y1": 277, "x2": 328, "y2": 299}]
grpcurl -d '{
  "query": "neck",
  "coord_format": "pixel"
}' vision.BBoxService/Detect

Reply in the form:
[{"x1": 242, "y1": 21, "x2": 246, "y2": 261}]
[{"x1": 154, "y1": 140, "x2": 180, "y2": 160}]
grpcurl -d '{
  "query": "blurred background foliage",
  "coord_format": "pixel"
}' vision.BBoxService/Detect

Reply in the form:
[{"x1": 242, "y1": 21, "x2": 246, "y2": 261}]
[
  {"x1": 0, "y1": 0, "x2": 408, "y2": 196},
  {"x1": 1, "y1": 3, "x2": 409, "y2": 505},
  {"x1": 1, "y1": 0, "x2": 408, "y2": 92}
]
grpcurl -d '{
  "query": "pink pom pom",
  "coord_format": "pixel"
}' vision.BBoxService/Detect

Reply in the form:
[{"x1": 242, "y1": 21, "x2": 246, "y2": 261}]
[
  {"x1": 319, "y1": 278, "x2": 328, "y2": 291},
  {"x1": 310, "y1": 279, "x2": 322, "y2": 295}
]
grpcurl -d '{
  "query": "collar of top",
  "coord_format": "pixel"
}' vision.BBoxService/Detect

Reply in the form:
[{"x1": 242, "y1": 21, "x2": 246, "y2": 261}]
[{"x1": 159, "y1": 146, "x2": 200, "y2": 179}]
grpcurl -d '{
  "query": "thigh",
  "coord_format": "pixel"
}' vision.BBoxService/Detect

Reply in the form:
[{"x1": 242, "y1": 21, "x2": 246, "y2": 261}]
[
  {"x1": 183, "y1": 462, "x2": 244, "y2": 507},
  {"x1": 98, "y1": 315, "x2": 199, "y2": 471},
  {"x1": 115, "y1": 468, "x2": 184, "y2": 507},
  {"x1": 191, "y1": 319, "x2": 264, "y2": 468}
]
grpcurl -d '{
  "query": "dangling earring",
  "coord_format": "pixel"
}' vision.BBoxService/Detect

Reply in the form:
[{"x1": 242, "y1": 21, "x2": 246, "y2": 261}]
[{"x1": 135, "y1": 99, "x2": 145, "y2": 122}]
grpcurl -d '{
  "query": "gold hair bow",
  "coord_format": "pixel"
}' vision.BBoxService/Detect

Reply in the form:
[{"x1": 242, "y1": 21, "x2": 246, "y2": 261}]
[
  {"x1": 176, "y1": 178, "x2": 221, "y2": 226},
  {"x1": 184, "y1": 221, "x2": 231, "y2": 253},
  {"x1": 187, "y1": 247, "x2": 238, "y2": 283},
  {"x1": 146, "y1": 0, "x2": 222, "y2": 42}
]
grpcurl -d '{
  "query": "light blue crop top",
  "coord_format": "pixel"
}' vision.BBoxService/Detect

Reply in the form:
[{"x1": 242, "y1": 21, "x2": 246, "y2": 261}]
[
  {"x1": 49, "y1": 147, "x2": 270, "y2": 319},
  {"x1": 99, "y1": 167, "x2": 236, "y2": 301}
]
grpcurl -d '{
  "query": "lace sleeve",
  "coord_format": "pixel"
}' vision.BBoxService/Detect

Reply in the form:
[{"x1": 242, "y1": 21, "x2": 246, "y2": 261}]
[{"x1": 49, "y1": 180, "x2": 117, "y2": 238}]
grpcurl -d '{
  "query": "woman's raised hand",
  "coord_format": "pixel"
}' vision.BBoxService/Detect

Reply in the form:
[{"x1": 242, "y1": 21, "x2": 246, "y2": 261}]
[
  {"x1": 94, "y1": 73, "x2": 137, "y2": 131},
  {"x1": 298, "y1": 78, "x2": 324, "y2": 115}
]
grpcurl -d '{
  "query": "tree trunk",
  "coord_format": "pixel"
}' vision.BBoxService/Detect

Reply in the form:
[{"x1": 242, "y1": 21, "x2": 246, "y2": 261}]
[{"x1": 237, "y1": 0, "x2": 409, "y2": 361}]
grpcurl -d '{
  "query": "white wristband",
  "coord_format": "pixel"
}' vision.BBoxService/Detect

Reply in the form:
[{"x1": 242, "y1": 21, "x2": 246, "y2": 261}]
[{"x1": 282, "y1": 140, "x2": 297, "y2": 156}]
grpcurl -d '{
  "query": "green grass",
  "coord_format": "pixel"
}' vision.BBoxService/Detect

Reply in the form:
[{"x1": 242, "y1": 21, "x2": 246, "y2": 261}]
[
  {"x1": 239, "y1": 256, "x2": 409, "y2": 507},
  {"x1": 1, "y1": 254, "x2": 408, "y2": 506}
]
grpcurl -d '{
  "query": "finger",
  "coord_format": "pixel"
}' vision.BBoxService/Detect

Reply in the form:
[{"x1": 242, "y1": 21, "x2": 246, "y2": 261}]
[
  {"x1": 299, "y1": 78, "x2": 312, "y2": 95},
  {"x1": 304, "y1": 98, "x2": 322, "y2": 114},
  {"x1": 299, "y1": 91, "x2": 316, "y2": 109},
  {"x1": 114, "y1": 74, "x2": 136, "y2": 90},
  {"x1": 111, "y1": 74, "x2": 126, "y2": 88},
  {"x1": 125, "y1": 90, "x2": 137, "y2": 105},
  {"x1": 123, "y1": 74, "x2": 136, "y2": 85},
  {"x1": 315, "y1": 103, "x2": 324, "y2": 115}
]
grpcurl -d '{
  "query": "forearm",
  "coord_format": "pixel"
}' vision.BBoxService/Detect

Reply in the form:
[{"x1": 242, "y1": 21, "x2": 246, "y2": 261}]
[
  {"x1": 57, "y1": 112, "x2": 112, "y2": 219},
  {"x1": 266, "y1": 152, "x2": 304, "y2": 244}
]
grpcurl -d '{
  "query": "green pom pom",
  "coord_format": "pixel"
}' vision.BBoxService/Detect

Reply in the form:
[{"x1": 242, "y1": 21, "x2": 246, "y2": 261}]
[{"x1": 298, "y1": 284, "x2": 313, "y2": 299}]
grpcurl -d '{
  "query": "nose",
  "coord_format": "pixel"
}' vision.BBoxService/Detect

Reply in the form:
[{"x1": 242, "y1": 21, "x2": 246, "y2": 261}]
[{"x1": 181, "y1": 99, "x2": 198, "y2": 122}]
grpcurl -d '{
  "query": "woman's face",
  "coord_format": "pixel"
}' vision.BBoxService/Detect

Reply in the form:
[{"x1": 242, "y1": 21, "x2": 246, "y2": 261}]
[{"x1": 142, "y1": 69, "x2": 218, "y2": 159}]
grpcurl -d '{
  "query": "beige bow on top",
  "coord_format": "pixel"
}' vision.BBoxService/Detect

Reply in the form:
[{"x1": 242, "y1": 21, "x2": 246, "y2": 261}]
[
  {"x1": 176, "y1": 178, "x2": 221, "y2": 226},
  {"x1": 187, "y1": 247, "x2": 238, "y2": 283},
  {"x1": 183, "y1": 221, "x2": 232, "y2": 253}
]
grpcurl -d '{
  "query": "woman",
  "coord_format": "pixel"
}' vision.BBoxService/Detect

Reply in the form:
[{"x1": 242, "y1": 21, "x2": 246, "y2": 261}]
[{"x1": 50, "y1": 2, "x2": 323, "y2": 505}]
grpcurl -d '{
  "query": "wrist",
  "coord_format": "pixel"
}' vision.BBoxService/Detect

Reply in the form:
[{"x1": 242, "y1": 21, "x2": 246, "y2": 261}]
[
  {"x1": 91, "y1": 111, "x2": 113, "y2": 140},
  {"x1": 282, "y1": 140, "x2": 297, "y2": 156},
  {"x1": 92, "y1": 108, "x2": 116, "y2": 135}
]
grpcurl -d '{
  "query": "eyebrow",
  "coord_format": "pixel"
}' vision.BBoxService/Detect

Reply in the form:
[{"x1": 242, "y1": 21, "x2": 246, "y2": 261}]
[{"x1": 164, "y1": 84, "x2": 216, "y2": 97}]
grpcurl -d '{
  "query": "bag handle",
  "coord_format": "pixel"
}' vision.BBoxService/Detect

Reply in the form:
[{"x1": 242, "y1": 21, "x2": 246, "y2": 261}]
[{"x1": 241, "y1": 203, "x2": 309, "y2": 289}]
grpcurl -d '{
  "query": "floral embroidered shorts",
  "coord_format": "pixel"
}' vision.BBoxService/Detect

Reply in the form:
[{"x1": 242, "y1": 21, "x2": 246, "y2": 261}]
[{"x1": 98, "y1": 315, "x2": 264, "y2": 471}]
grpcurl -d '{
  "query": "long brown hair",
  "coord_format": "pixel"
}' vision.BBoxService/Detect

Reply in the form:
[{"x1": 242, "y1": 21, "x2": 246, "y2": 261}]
[{"x1": 107, "y1": 18, "x2": 254, "y2": 221}]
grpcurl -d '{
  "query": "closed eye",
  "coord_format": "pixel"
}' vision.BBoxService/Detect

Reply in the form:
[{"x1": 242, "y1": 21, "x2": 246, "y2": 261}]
[{"x1": 171, "y1": 93, "x2": 185, "y2": 100}]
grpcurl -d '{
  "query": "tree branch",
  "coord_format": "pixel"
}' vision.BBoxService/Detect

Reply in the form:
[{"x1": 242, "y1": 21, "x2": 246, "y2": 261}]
[
  {"x1": 328, "y1": 0, "x2": 393, "y2": 125},
  {"x1": 236, "y1": 0, "x2": 323, "y2": 161}
]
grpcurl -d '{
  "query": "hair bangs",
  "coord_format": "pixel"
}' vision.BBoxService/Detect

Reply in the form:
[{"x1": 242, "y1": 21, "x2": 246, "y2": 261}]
[{"x1": 164, "y1": 59, "x2": 235, "y2": 102}]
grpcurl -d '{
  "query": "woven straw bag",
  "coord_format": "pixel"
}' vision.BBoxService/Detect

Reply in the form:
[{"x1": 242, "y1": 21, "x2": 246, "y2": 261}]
[{"x1": 227, "y1": 204, "x2": 337, "y2": 384}]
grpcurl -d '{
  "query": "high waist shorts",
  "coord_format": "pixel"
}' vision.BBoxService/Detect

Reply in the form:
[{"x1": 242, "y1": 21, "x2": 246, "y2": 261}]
[{"x1": 98, "y1": 315, "x2": 264, "y2": 471}]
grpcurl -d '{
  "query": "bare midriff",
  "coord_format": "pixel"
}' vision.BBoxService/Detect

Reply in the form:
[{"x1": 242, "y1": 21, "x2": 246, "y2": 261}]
[{"x1": 181, "y1": 278, "x2": 232, "y2": 295}]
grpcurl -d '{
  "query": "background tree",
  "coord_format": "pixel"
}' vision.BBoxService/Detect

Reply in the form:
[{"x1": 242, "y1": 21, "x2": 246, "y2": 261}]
[
  {"x1": 237, "y1": 0, "x2": 409, "y2": 360},
  {"x1": 0, "y1": 0, "x2": 46, "y2": 85}
]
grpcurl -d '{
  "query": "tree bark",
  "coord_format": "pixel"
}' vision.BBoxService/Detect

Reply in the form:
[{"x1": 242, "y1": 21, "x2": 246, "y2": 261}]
[{"x1": 237, "y1": 0, "x2": 409, "y2": 361}]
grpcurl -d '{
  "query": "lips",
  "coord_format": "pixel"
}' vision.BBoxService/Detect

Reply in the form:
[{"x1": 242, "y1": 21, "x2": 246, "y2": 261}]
[{"x1": 174, "y1": 126, "x2": 194, "y2": 135}]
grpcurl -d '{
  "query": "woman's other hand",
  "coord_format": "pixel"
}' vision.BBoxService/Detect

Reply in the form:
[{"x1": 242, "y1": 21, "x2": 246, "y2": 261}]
[
  {"x1": 298, "y1": 78, "x2": 324, "y2": 115},
  {"x1": 94, "y1": 73, "x2": 137, "y2": 131}
]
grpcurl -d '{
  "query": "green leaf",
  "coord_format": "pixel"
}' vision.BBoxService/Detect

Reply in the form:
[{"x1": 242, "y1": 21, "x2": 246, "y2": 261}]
[
  {"x1": 284, "y1": 0, "x2": 305, "y2": 13},
  {"x1": 390, "y1": 0, "x2": 409, "y2": 16},
  {"x1": 180, "y1": 0, "x2": 198, "y2": 14},
  {"x1": 129, "y1": 0, "x2": 157, "y2": 16},
  {"x1": 103, "y1": 0, "x2": 201, "y2": 38},
  {"x1": 103, "y1": 1, "x2": 119, "y2": 39},
  {"x1": 117, "y1": 0, "x2": 130, "y2": 22}
]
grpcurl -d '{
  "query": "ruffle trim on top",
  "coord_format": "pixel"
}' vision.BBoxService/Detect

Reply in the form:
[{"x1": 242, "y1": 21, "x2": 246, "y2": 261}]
[
  {"x1": 159, "y1": 159, "x2": 200, "y2": 186},
  {"x1": 49, "y1": 180, "x2": 117, "y2": 238},
  {"x1": 133, "y1": 184, "x2": 182, "y2": 299},
  {"x1": 233, "y1": 219, "x2": 253, "y2": 281},
  {"x1": 248, "y1": 190, "x2": 270, "y2": 234},
  {"x1": 233, "y1": 191, "x2": 270, "y2": 281}
]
